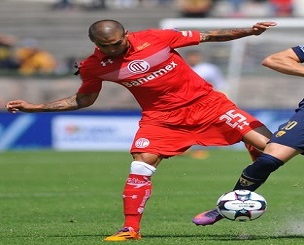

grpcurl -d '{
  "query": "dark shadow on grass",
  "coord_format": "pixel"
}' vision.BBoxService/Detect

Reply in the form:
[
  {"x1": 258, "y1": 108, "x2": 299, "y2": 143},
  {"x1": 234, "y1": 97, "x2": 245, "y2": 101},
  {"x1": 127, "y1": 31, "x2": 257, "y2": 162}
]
[
  {"x1": 4, "y1": 233, "x2": 304, "y2": 241},
  {"x1": 204, "y1": 234, "x2": 304, "y2": 241},
  {"x1": 141, "y1": 234, "x2": 304, "y2": 241},
  {"x1": 1, "y1": 234, "x2": 101, "y2": 238}
]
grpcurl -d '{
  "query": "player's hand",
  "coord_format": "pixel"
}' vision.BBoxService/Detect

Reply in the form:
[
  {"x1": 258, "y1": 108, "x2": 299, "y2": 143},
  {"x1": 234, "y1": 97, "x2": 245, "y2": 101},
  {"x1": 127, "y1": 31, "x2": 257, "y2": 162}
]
[
  {"x1": 251, "y1": 21, "x2": 277, "y2": 35},
  {"x1": 6, "y1": 100, "x2": 38, "y2": 113}
]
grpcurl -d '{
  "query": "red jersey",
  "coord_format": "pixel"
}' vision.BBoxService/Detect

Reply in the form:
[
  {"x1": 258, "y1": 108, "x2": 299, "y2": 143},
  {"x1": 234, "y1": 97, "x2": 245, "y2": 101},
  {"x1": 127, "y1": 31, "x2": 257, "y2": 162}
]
[{"x1": 78, "y1": 29, "x2": 213, "y2": 111}]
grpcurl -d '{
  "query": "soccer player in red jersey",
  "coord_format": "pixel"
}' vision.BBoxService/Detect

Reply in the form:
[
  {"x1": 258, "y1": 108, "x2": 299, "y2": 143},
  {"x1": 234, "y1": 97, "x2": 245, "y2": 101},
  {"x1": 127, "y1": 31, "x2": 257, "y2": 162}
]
[{"x1": 6, "y1": 19, "x2": 276, "y2": 241}]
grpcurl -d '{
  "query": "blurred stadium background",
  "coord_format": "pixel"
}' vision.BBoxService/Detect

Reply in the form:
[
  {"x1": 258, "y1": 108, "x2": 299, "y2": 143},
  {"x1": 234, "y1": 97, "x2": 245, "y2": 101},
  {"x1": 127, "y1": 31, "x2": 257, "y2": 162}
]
[{"x1": 0, "y1": 0, "x2": 303, "y2": 151}]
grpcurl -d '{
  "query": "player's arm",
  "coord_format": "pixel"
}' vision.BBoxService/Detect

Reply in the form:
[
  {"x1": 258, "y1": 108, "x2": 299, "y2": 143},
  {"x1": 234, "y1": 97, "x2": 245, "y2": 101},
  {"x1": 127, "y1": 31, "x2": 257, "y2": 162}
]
[
  {"x1": 262, "y1": 48, "x2": 304, "y2": 77},
  {"x1": 6, "y1": 92, "x2": 99, "y2": 113},
  {"x1": 199, "y1": 22, "x2": 276, "y2": 42}
]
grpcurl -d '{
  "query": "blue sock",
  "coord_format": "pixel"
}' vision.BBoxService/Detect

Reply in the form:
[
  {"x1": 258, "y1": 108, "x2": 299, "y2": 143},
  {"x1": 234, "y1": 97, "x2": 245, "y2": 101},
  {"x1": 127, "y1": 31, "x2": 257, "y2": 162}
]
[{"x1": 233, "y1": 153, "x2": 284, "y2": 191}]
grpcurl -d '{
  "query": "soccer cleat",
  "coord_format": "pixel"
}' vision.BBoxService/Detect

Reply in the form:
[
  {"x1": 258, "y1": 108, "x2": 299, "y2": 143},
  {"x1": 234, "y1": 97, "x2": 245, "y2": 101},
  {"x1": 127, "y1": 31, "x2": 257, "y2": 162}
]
[
  {"x1": 192, "y1": 208, "x2": 223, "y2": 226},
  {"x1": 104, "y1": 227, "x2": 141, "y2": 241}
]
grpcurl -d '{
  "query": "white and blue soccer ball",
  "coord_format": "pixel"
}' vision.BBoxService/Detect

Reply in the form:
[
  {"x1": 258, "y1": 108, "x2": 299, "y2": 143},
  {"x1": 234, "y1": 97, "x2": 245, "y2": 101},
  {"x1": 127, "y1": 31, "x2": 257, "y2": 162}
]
[{"x1": 216, "y1": 190, "x2": 267, "y2": 221}]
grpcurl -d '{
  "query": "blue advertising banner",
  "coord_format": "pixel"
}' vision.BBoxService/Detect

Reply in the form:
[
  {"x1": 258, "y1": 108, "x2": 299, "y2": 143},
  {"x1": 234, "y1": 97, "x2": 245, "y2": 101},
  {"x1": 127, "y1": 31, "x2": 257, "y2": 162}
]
[
  {"x1": 0, "y1": 111, "x2": 141, "y2": 151},
  {"x1": 0, "y1": 109, "x2": 295, "y2": 151}
]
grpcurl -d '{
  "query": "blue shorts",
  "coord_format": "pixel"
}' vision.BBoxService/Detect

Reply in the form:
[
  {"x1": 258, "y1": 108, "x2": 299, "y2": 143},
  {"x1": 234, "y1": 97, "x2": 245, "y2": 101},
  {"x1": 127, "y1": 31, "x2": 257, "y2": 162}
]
[{"x1": 270, "y1": 99, "x2": 304, "y2": 152}]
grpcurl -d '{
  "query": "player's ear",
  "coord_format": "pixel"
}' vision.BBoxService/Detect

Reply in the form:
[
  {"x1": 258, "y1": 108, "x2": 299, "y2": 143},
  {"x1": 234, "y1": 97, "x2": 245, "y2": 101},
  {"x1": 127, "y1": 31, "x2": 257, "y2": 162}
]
[{"x1": 124, "y1": 30, "x2": 129, "y2": 37}]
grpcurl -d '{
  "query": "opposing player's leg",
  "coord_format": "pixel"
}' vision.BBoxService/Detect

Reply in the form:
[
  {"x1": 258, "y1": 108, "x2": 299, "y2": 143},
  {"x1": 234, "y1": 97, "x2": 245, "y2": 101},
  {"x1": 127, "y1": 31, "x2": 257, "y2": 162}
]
[
  {"x1": 194, "y1": 116, "x2": 304, "y2": 226},
  {"x1": 233, "y1": 151, "x2": 284, "y2": 191},
  {"x1": 234, "y1": 109, "x2": 304, "y2": 192},
  {"x1": 192, "y1": 208, "x2": 224, "y2": 226},
  {"x1": 193, "y1": 125, "x2": 271, "y2": 226}
]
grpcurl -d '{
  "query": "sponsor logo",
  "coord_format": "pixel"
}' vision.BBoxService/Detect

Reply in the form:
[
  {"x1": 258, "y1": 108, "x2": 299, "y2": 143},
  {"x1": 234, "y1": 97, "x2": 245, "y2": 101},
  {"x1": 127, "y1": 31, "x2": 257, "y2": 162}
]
[
  {"x1": 181, "y1": 30, "x2": 193, "y2": 37},
  {"x1": 239, "y1": 177, "x2": 255, "y2": 186},
  {"x1": 101, "y1": 59, "x2": 113, "y2": 67},
  {"x1": 135, "y1": 138, "x2": 150, "y2": 148},
  {"x1": 127, "y1": 60, "x2": 150, "y2": 74},
  {"x1": 127, "y1": 177, "x2": 151, "y2": 188},
  {"x1": 136, "y1": 42, "x2": 151, "y2": 50},
  {"x1": 123, "y1": 61, "x2": 178, "y2": 87}
]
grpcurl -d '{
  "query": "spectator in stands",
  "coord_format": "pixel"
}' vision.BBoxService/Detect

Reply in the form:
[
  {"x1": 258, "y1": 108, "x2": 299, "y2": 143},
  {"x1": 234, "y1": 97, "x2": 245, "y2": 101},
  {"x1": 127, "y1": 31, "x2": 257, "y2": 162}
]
[
  {"x1": 268, "y1": 0, "x2": 293, "y2": 16},
  {"x1": 15, "y1": 38, "x2": 57, "y2": 76},
  {"x1": 90, "y1": 0, "x2": 107, "y2": 9},
  {"x1": 0, "y1": 34, "x2": 19, "y2": 70},
  {"x1": 53, "y1": 0, "x2": 74, "y2": 10},
  {"x1": 183, "y1": 49, "x2": 227, "y2": 159},
  {"x1": 177, "y1": 0, "x2": 213, "y2": 18},
  {"x1": 184, "y1": 49, "x2": 227, "y2": 92},
  {"x1": 86, "y1": 0, "x2": 107, "y2": 10},
  {"x1": 112, "y1": 0, "x2": 140, "y2": 8},
  {"x1": 228, "y1": 0, "x2": 246, "y2": 17},
  {"x1": 157, "y1": 0, "x2": 174, "y2": 6}
]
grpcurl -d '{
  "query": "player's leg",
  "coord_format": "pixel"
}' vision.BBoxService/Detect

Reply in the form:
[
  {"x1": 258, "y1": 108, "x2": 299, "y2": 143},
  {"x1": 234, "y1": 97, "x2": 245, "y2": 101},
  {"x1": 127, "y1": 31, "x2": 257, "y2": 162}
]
[
  {"x1": 192, "y1": 105, "x2": 271, "y2": 226},
  {"x1": 244, "y1": 143, "x2": 263, "y2": 161},
  {"x1": 233, "y1": 108, "x2": 304, "y2": 192},
  {"x1": 243, "y1": 125, "x2": 272, "y2": 161},
  {"x1": 104, "y1": 153, "x2": 161, "y2": 241},
  {"x1": 105, "y1": 119, "x2": 194, "y2": 240},
  {"x1": 233, "y1": 143, "x2": 298, "y2": 191},
  {"x1": 122, "y1": 153, "x2": 160, "y2": 232}
]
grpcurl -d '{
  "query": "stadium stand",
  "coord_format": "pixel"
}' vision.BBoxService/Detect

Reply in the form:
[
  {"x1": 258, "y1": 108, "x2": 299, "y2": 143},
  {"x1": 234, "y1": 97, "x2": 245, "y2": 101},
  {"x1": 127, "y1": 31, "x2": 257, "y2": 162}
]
[
  {"x1": 0, "y1": 0, "x2": 179, "y2": 110},
  {"x1": 0, "y1": 0, "x2": 303, "y2": 110}
]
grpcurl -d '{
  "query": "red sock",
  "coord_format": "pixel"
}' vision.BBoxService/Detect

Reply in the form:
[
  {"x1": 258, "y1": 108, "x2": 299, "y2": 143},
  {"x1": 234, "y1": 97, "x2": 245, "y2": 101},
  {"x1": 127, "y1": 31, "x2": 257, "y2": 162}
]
[
  {"x1": 244, "y1": 143, "x2": 262, "y2": 161},
  {"x1": 122, "y1": 174, "x2": 152, "y2": 232}
]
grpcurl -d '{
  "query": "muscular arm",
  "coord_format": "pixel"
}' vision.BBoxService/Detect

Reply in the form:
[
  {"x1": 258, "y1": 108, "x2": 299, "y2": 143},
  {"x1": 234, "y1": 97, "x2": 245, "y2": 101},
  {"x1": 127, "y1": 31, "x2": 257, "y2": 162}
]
[
  {"x1": 199, "y1": 22, "x2": 276, "y2": 42},
  {"x1": 262, "y1": 48, "x2": 304, "y2": 77},
  {"x1": 6, "y1": 92, "x2": 99, "y2": 113}
]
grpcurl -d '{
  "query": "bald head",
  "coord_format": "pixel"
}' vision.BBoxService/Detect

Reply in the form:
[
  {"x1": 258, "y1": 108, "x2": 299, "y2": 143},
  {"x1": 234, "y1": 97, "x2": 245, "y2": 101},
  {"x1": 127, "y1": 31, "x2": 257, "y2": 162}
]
[
  {"x1": 88, "y1": 19, "x2": 125, "y2": 42},
  {"x1": 88, "y1": 19, "x2": 129, "y2": 57}
]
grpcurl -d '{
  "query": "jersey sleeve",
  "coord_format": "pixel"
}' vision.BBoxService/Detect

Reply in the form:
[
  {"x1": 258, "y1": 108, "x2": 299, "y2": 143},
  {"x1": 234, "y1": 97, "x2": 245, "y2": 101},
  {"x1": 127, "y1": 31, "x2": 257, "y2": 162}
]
[
  {"x1": 291, "y1": 45, "x2": 304, "y2": 63},
  {"x1": 77, "y1": 79, "x2": 102, "y2": 94},
  {"x1": 157, "y1": 29, "x2": 201, "y2": 49},
  {"x1": 77, "y1": 58, "x2": 103, "y2": 94}
]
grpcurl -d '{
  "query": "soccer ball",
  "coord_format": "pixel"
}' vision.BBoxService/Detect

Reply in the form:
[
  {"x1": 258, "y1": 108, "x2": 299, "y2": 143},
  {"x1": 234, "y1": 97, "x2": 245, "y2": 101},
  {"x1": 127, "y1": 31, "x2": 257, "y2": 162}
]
[{"x1": 216, "y1": 190, "x2": 267, "y2": 221}]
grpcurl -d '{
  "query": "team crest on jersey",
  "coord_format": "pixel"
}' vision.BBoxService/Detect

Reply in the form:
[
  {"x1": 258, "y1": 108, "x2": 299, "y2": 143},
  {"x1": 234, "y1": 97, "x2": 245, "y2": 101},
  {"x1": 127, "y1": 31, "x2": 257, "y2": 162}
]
[
  {"x1": 275, "y1": 131, "x2": 286, "y2": 137},
  {"x1": 101, "y1": 59, "x2": 113, "y2": 67},
  {"x1": 128, "y1": 60, "x2": 150, "y2": 74},
  {"x1": 135, "y1": 138, "x2": 150, "y2": 148}
]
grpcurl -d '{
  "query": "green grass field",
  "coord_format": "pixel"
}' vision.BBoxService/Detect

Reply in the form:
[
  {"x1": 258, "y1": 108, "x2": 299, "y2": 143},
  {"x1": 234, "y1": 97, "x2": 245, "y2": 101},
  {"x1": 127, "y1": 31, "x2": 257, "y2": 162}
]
[{"x1": 0, "y1": 149, "x2": 303, "y2": 245}]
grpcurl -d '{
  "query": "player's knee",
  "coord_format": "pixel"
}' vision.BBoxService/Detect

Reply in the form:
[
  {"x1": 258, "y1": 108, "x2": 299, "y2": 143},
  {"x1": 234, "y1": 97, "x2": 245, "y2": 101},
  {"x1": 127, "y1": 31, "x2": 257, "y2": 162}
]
[
  {"x1": 245, "y1": 153, "x2": 284, "y2": 180},
  {"x1": 130, "y1": 161, "x2": 156, "y2": 176},
  {"x1": 132, "y1": 152, "x2": 162, "y2": 166}
]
